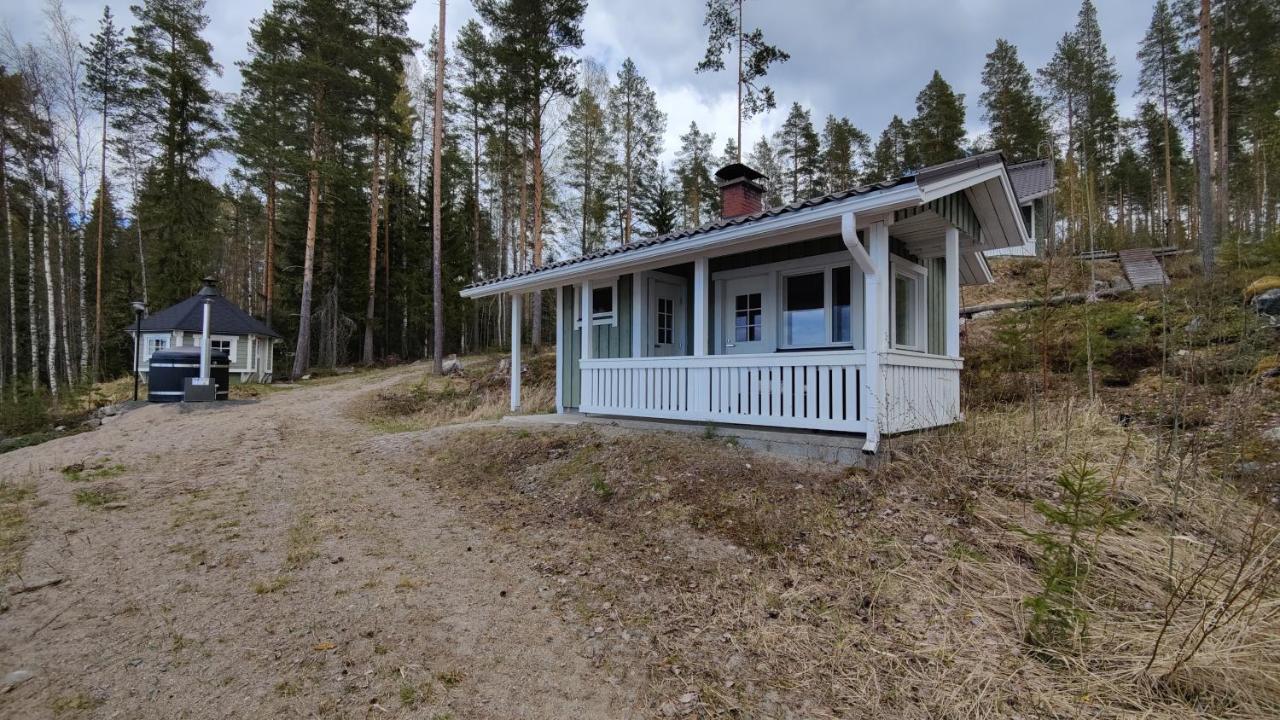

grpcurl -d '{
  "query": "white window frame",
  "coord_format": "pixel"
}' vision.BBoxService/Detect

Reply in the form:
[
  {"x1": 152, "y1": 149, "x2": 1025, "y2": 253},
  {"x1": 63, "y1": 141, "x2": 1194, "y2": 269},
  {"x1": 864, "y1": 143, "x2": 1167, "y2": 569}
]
[
  {"x1": 574, "y1": 279, "x2": 618, "y2": 327},
  {"x1": 890, "y1": 254, "x2": 928, "y2": 352},
  {"x1": 208, "y1": 335, "x2": 238, "y2": 365},
  {"x1": 142, "y1": 333, "x2": 169, "y2": 361},
  {"x1": 712, "y1": 251, "x2": 865, "y2": 353},
  {"x1": 779, "y1": 267, "x2": 836, "y2": 350}
]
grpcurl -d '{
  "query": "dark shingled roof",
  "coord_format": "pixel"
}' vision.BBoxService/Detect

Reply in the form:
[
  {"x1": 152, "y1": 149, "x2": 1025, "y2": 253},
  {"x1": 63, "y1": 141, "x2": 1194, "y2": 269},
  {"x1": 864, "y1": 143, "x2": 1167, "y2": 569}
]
[
  {"x1": 1006, "y1": 158, "x2": 1055, "y2": 203},
  {"x1": 137, "y1": 283, "x2": 281, "y2": 338},
  {"x1": 467, "y1": 151, "x2": 1010, "y2": 290}
]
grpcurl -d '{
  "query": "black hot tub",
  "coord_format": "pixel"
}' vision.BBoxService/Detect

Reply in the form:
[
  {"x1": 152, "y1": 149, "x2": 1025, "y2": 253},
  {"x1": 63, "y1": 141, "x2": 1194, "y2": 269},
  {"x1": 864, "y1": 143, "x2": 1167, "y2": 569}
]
[{"x1": 147, "y1": 347, "x2": 230, "y2": 402}]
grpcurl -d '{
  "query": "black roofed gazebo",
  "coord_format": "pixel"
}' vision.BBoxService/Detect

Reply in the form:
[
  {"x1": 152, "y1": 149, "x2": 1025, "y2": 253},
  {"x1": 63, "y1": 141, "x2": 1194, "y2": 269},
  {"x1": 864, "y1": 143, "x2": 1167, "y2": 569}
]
[{"x1": 128, "y1": 279, "x2": 281, "y2": 384}]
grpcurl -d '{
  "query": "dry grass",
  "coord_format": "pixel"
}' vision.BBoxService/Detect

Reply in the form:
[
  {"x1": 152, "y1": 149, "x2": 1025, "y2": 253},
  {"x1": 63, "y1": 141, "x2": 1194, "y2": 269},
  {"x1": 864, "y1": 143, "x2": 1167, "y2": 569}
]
[
  {"x1": 349, "y1": 352, "x2": 556, "y2": 432},
  {"x1": 0, "y1": 481, "x2": 34, "y2": 576},
  {"x1": 421, "y1": 400, "x2": 1280, "y2": 718}
]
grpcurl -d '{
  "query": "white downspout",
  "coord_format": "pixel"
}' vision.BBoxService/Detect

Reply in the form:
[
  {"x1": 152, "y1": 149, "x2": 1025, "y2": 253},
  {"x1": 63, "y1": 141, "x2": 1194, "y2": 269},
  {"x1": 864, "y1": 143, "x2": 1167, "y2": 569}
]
[{"x1": 844, "y1": 212, "x2": 884, "y2": 455}]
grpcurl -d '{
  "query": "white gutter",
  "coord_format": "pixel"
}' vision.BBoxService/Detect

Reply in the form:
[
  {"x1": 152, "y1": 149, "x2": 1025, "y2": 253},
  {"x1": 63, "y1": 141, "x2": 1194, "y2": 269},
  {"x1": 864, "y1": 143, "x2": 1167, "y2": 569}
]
[{"x1": 461, "y1": 181, "x2": 923, "y2": 298}]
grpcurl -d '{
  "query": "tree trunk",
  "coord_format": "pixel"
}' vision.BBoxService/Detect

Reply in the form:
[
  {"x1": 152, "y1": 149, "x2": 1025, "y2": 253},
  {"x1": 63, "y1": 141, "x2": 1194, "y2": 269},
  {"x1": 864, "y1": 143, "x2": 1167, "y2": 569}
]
[
  {"x1": 292, "y1": 123, "x2": 323, "y2": 379},
  {"x1": 431, "y1": 0, "x2": 446, "y2": 374},
  {"x1": 41, "y1": 181, "x2": 59, "y2": 398},
  {"x1": 1197, "y1": 0, "x2": 1215, "y2": 276},
  {"x1": 383, "y1": 139, "x2": 392, "y2": 354},
  {"x1": 27, "y1": 196, "x2": 38, "y2": 392},
  {"x1": 1217, "y1": 6, "x2": 1229, "y2": 239},
  {"x1": 264, "y1": 171, "x2": 277, "y2": 326},
  {"x1": 1159, "y1": 45, "x2": 1175, "y2": 246},
  {"x1": 531, "y1": 105, "x2": 544, "y2": 351},
  {"x1": 94, "y1": 102, "x2": 108, "y2": 382},
  {"x1": 54, "y1": 195, "x2": 74, "y2": 389},
  {"x1": 363, "y1": 133, "x2": 381, "y2": 365},
  {"x1": 1, "y1": 135, "x2": 14, "y2": 394}
]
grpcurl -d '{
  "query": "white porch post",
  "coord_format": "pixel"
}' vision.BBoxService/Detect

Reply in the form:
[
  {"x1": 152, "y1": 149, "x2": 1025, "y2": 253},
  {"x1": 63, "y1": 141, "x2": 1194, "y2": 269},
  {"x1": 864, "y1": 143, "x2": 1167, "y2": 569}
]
[
  {"x1": 510, "y1": 292, "x2": 522, "y2": 411},
  {"x1": 693, "y1": 257, "x2": 708, "y2": 356},
  {"x1": 944, "y1": 227, "x2": 961, "y2": 357},
  {"x1": 863, "y1": 220, "x2": 890, "y2": 453},
  {"x1": 580, "y1": 281, "x2": 592, "y2": 409},
  {"x1": 631, "y1": 272, "x2": 643, "y2": 357},
  {"x1": 554, "y1": 285, "x2": 564, "y2": 413}
]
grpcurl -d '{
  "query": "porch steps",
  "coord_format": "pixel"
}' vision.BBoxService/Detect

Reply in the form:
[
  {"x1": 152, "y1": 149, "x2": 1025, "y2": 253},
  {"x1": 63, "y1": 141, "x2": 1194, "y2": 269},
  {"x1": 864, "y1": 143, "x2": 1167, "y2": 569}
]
[
  {"x1": 499, "y1": 413, "x2": 869, "y2": 467},
  {"x1": 1117, "y1": 248, "x2": 1169, "y2": 289}
]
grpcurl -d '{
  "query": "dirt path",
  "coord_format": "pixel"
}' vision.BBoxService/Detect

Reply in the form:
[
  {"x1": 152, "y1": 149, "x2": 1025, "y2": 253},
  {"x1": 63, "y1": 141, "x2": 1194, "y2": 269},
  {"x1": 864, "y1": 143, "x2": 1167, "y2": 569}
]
[{"x1": 0, "y1": 366, "x2": 641, "y2": 719}]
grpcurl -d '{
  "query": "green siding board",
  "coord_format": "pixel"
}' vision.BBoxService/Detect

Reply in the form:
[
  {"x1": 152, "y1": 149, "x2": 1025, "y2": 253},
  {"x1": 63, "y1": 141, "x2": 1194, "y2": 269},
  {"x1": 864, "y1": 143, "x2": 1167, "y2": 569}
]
[
  {"x1": 927, "y1": 257, "x2": 945, "y2": 354},
  {"x1": 560, "y1": 274, "x2": 634, "y2": 408}
]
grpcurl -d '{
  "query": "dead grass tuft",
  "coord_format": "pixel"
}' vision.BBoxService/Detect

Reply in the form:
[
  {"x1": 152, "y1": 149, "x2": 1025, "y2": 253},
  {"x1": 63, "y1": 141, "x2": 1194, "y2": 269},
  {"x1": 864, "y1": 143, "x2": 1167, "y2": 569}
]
[{"x1": 0, "y1": 481, "x2": 34, "y2": 576}]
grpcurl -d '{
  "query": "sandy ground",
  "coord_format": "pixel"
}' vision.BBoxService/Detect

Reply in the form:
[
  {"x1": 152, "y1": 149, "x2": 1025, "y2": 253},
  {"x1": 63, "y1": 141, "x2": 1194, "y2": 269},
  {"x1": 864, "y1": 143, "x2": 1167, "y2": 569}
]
[{"x1": 0, "y1": 365, "x2": 642, "y2": 719}]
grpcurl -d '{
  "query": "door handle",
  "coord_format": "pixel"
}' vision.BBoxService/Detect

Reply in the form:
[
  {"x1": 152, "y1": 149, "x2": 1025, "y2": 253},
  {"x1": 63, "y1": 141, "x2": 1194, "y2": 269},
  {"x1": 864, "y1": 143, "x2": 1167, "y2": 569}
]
[{"x1": 725, "y1": 343, "x2": 735, "y2": 348}]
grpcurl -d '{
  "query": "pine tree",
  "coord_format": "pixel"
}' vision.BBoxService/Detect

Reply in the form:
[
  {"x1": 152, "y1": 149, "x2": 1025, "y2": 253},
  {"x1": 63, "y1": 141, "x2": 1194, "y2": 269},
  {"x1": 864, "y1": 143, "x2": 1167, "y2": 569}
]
[
  {"x1": 358, "y1": 0, "x2": 414, "y2": 365},
  {"x1": 124, "y1": 0, "x2": 223, "y2": 309},
  {"x1": 695, "y1": 0, "x2": 789, "y2": 159},
  {"x1": 774, "y1": 102, "x2": 820, "y2": 201},
  {"x1": 564, "y1": 60, "x2": 614, "y2": 254},
  {"x1": 980, "y1": 39, "x2": 1048, "y2": 162},
  {"x1": 476, "y1": 0, "x2": 585, "y2": 350},
  {"x1": 820, "y1": 114, "x2": 869, "y2": 192},
  {"x1": 747, "y1": 136, "x2": 783, "y2": 208},
  {"x1": 636, "y1": 165, "x2": 678, "y2": 235},
  {"x1": 607, "y1": 58, "x2": 664, "y2": 245},
  {"x1": 1137, "y1": 0, "x2": 1184, "y2": 240},
  {"x1": 1073, "y1": 0, "x2": 1121, "y2": 172},
  {"x1": 83, "y1": 6, "x2": 131, "y2": 380},
  {"x1": 674, "y1": 121, "x2": 716, "y2": 228},
  {"x1": 867, "y1": 115, "x2": 912, "y2": 182},
  {"x1": 910, "y1": 70, "x2": 967, "y2": 166}
]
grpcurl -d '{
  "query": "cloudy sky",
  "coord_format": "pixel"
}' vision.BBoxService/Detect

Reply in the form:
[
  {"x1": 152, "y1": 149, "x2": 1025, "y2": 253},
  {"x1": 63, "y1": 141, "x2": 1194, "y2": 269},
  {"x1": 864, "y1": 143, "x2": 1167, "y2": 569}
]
[{"x1": 3, "y1": 0, "x2": 1153, "y2": 171}]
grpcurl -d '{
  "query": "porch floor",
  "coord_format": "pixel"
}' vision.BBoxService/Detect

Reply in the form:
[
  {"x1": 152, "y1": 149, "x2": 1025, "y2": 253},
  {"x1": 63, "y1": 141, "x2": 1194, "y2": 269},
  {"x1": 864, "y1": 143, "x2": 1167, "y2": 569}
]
[{"x1": 499, "y1": 412, "x2": 869, "y2": 467}]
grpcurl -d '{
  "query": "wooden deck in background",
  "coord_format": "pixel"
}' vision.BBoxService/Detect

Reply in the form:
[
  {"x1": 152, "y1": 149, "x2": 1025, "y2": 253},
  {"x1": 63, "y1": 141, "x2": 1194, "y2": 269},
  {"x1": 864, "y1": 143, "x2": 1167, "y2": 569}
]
[{"x1": 1117, "y1": 248, "x2": 1169, "y2": 288}]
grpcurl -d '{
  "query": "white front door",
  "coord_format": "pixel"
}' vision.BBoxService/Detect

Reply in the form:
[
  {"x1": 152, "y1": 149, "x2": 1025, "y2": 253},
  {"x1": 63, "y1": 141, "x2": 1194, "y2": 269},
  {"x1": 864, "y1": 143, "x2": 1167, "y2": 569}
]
[
  {"x1": 721, "y1": 275, "x2": 772, "y2": 354},
  {"x1": 648, "y1": 276, "x2": 686, "y2": 356}
]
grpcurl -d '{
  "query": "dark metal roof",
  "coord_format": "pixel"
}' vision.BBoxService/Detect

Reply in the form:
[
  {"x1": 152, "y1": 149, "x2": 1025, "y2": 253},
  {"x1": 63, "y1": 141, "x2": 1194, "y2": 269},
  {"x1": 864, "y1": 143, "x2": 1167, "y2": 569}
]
[
  {"x1": 466, "y1": 151, "x2": 1010, "y2": 291},
  {"x1": 1006, "y1": 158, "x2": 1055, "y2": 203},
  {"x1": 136, "y1": 287, "x2": 281, "y2": 338}
]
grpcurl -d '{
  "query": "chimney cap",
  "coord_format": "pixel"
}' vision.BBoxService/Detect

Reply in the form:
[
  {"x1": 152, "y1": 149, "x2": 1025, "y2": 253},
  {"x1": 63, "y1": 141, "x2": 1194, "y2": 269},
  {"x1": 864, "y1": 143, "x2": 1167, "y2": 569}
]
[
  {"x1": 714, "y1": 162, "x2": 766, "y2": 185},
  {"x1": 198, "y1": 276, "x2": 220, "y2": 297}
]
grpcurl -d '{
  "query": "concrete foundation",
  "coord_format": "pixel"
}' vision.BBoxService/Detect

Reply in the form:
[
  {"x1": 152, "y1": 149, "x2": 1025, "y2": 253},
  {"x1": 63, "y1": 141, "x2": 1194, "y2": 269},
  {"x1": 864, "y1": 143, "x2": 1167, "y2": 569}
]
[{"x1": 500, "y1": 412, "x2": 869, "y2": 467}]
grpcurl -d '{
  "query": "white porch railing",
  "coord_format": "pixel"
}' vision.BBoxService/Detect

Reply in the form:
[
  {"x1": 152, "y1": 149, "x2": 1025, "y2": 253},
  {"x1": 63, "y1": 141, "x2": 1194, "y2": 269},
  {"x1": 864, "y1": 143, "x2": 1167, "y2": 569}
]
[
  {"x1": 881, "y1": 352, "x2": 963, "y2": 433},
  {"x1": 580, "y1": 350, "x2": 867, "y2": 433}
]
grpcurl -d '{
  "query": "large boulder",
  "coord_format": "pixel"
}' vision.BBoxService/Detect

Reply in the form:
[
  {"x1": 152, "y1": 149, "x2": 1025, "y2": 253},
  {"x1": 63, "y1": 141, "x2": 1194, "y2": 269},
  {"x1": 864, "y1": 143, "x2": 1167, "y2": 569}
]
[{"x1": 1252, "y1": 288, "x2": 1280, "y2": 319}]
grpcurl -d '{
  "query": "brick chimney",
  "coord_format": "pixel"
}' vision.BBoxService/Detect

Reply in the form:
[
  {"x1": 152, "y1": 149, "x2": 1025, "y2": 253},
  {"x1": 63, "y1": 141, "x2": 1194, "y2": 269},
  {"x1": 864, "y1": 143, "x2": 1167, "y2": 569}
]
[{"x1": 715, "y1": 163, "x2": 767, "y2": 219}]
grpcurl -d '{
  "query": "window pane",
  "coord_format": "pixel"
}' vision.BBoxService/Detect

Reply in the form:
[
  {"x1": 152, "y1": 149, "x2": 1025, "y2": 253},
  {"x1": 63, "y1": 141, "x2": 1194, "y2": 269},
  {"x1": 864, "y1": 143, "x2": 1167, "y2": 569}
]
[
  {"x1": 785, "y1": 272, "x2": 825, "y2": 346},
  {"x1": 894, "y1": 274, "x2": 915, "y2": 346},
  {"x1": 592, "y1": 286, "x2": 613, "y2": 314},
  {"x1": 832, "y1": 266, "x2": 851, "y2": 343},
  {"x1": 657, "y1": 297, "x2": 673, "y2": 345},
  {"x1": 733, "y1": 292, "x2": 761, "y2": 342}
]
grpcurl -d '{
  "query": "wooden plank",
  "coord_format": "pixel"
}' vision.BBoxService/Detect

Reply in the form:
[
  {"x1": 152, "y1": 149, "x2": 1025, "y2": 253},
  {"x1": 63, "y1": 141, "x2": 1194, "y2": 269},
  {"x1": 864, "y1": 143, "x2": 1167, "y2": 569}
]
[{"x1": 1117, "y1": 248, "x2": 1169, "y2": 288}]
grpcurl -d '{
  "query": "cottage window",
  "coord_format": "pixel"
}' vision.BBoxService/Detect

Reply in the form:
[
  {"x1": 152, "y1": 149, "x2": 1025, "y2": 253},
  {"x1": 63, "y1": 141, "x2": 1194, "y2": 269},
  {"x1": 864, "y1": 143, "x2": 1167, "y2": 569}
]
[
  {"x1": 210, "y1": 338, "x2": 232, "y2": 357},
  {"x1": 890, "y1": 256, "x2": 927, "y2": 351}
]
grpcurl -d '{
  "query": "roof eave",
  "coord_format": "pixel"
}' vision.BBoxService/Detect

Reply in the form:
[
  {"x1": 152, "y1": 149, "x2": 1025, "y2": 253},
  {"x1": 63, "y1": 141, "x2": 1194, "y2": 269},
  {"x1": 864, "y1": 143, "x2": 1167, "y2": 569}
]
[{"x1": 461, "y1": 181, "x2": 924, "y2": 299}]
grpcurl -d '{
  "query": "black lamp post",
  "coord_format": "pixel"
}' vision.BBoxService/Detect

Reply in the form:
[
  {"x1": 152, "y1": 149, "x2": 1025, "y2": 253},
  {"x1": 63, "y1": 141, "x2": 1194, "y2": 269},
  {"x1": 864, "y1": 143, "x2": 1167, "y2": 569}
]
[{"x1": 131, "y1": 301, "x2": 146, "y2": 401}]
